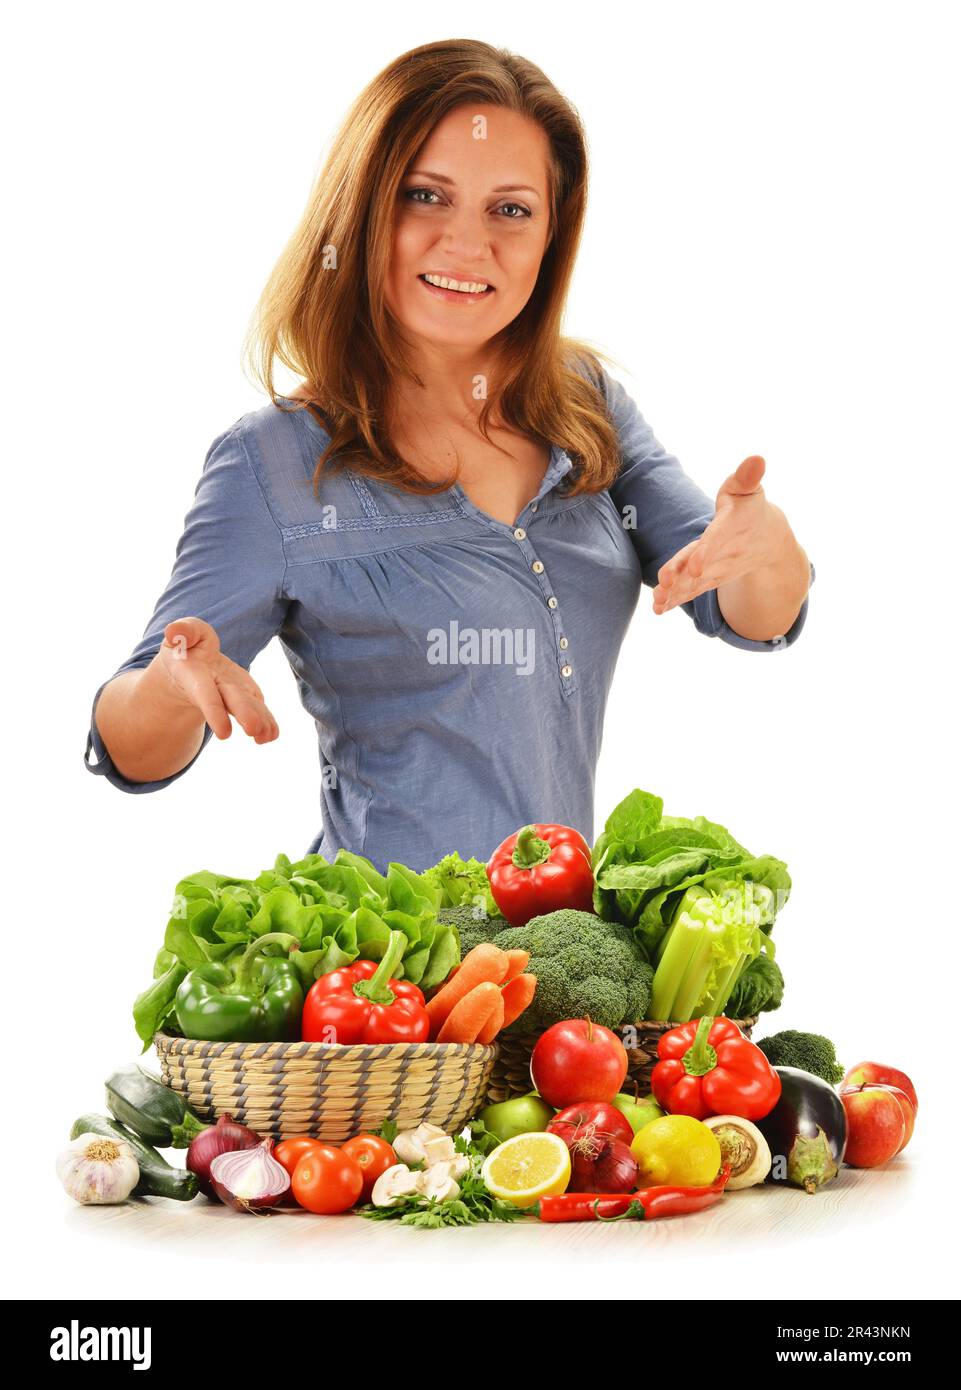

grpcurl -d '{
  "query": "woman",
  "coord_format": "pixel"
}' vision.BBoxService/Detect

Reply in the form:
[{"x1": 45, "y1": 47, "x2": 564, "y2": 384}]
[{"x1": 85, "y1": 39, "x2": 814, "y2": 872}]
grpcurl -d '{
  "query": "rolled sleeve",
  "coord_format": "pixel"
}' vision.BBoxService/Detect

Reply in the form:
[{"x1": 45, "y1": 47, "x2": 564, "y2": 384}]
[
  {"x1": 85, "y1": 421, "x2": 289, "y2": 793},
  {"x1": 602, "y1": 366, "x2": 813, "y2": 653}
]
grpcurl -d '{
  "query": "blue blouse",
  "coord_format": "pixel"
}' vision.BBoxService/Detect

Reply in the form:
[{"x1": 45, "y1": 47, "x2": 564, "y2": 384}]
[{"x1": 84, "y1": 364, "x2": 814, "y2": 871}]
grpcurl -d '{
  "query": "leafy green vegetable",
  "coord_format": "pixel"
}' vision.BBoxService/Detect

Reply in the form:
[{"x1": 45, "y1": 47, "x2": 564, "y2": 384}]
[
  {"x1": 491, "y1": 909, "x2": 652, "y2": 1032},
  {"x1": 421, "y1": 852, "x2": 501, "y2": 918},
  {"x1": 134, "y1": 849, "x2": 459, "y2": 1048},
  {"x1": 724, "y1": 953, "x2": 784, "y2": 1017},
  {"x1": 757, "y1": 1030, "x2": 844, "y2": 1085},
  {"x1": 592, "y1": 788, "x2": 791, "y2": 1018}
]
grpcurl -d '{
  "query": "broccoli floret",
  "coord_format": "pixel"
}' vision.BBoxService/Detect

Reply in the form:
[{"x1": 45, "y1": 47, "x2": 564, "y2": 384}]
[
  {"x1": 491, "y1": 909, "x2": 652, "y2": 1032},
  {"x1": 756, "y1": 1030, "x2": 844, "y2": 1085},
  {"x1": 437, "y1": 905, "x2": 504, "y2": 958}
]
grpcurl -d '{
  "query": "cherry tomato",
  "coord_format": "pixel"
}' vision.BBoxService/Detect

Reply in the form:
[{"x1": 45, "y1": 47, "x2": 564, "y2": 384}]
[
  {"x1": 341, "y1": 1135, "x2": 397, "y2": 1202},
  {"x1": 274, "y1": 1137, "x2": 325, "y2": 1207},
  {"x1": 291, "y1": 1143, "x2": 364, "y2": 1214}
]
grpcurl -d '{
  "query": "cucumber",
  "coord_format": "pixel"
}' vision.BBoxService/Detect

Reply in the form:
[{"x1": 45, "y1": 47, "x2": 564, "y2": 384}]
[
  {"x1": 105, "y1": 1064, "x2": 205, "y2": 1149},
  {"x1": 71, "y1": 1113, "x2": 199, "y2": 1202}
]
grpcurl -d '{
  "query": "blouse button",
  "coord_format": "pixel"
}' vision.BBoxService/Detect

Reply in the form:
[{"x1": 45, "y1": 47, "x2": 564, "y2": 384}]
[
  {"x1": 559, "y1": 636, "x2": 569, "y2": 650},
  {"x1": 547, "y1": 596, "x2": 558, "y2": 609},
  {"x1": 561, "y1": 664, "x2": 573, "y2": 679},
  {"x1": 532, "y1": 560, "x2": 545, "y2": 574},
  {"x1": 513, "y1": 527, "x2": 527, "y2": 541}
]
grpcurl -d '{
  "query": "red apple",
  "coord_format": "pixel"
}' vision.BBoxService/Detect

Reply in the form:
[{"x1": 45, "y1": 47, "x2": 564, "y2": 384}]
[
  {"x1": 842, "y1": 1083, "x2": 914, "y2": 1153},
  {"x1": 530, "y1": 1018, "x2": 628, "y2": 1109},
  {"x1": 842, "y1": 1061, "x2": 917, "y2": 1113},
  {"x1": 841, "y1": 1085, "x2": 906, "y2": 1167}
]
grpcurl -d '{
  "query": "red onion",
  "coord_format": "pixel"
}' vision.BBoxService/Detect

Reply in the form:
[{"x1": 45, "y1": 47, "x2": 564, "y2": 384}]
[
  {"x1": 187, "y1": 1114, "x2": 261, "y2": 1199},
  {"x1": 209, "y1": 1139, "x2": 290, "y2": 1213},
  {"x1": 570, "y1": 1134, "x2": 639, "y2": 1194}
]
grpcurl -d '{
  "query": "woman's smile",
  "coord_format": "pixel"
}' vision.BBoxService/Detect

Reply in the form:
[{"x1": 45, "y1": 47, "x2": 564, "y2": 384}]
[{"x1": 418, "y1": 272, "x2": 496, "y2": 303}]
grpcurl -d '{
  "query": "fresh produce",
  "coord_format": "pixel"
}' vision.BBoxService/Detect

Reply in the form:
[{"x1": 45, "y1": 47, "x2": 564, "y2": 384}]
[
  {"x1": 548, "y1": 1101, "x2": 635, "y2": 1148},
  {"x1": 391, "y1": 1122, "x2": 458, "y2": 1166},
  {"x1": 724, "y1": 954, "x2": 785, "y2": 1018},
  {"x1": 341, "y1": 1135, "x2": 398, "y2": 1201},
  {"x1": 273, "y1": 1137, "x2": 324, "y2": 1206},
  {"x1": 592, "y1": 788, "x2": 791, "y2": 1019},
  {"x1": 536, "y1": 1167, "x2": 731, "y2": 1222},
  {"x1": 105, "y1": 1064, "x2": 205, "y2": 1148},
  {"x1": 651, "y1": 1016, "x2": 781, "y2": 1121},
  {"x1": 481, "y1": 1131, "x2": 572, "y2": 1208},
  {"x1": 756, "y1": 1067, "x2": 847, "y2": 1194},
  {"x1": 842, "y1": 1062, "x2": 918, "y2": 1114},
  {"x1": 423, "y1": 853, "x2": 501, "y2": 918},
  {"x1": 488, "y1": 823, "x2": 595, "y2": 927},
  {"x1": 134, "y1": 851, "x2": 459, "y2": 1047},
  {"x1": 437, "y1": 905, "x2": 504, "y2": 956},
  {"x1": 477, "y1": 1094, "x2": 555, "y2": 1143},
  {"x1": 302, "y1": 930, "x2": 430, "y2": 1044},
  {"x1": 843, "y1": 1083, "x2": 914, "y2": 1152},
  {"x1": 757, "y1": 1031, "x2": 844, "y2": 1085},
  {"x1": 426, "y1": 943, "x2": 532, "y2": 1043},
  {"x1": 630, "y1": 1114, "x2": 722, "y2": 1187},
  {"x1": 187, "y1": 1114, "x2": 262, "y2": 1199},
  {"x1": 290, "y1": 1143, "x2": 365, "y2": 1214},
  {"x1": 703, "y1": 1115, "x2": 772, "y2": 1188},
  {"x1": 57, "y1": 1132, "x2": 140, "y2": 1206},
  {"x1": 176, "y1": 934, "x2": 304, "y2": 1043},
  {"x1": 490, "y1": 910, "x2": 652, "y2": 1032},
  {"x1": 611, "y1": 1091, "x2": 664, "y2": 1135},
  {"x1": 438, "y1": 981, "x2": 504, "y2": 1043},
  {"x1": 363, "y1": 1132, "x2": 522, "y2": 1227},
  {"x1": 71, "y1": 1114, "x2": 198, "y2": 1201},
  {"x1": 209, "y1": 1139, "x2": 291, "y2": 1213},
  {"x1": 531, "y1": 1018, "x2": 628, "y2": 1108},
  {"x1": 840, "y1": 1087, "x2": 906, "y2": 1168}
]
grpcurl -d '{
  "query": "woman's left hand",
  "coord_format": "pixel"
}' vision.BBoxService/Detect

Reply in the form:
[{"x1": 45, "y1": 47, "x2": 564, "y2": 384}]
[{"x1": 652, "y1": 455, "x2": 792, "y2": 613}]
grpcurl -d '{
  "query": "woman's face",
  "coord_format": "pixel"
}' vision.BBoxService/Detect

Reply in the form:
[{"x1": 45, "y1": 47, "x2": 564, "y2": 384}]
[{"x1": 385, "y1": 104, "x2": 552, "y2": 355}]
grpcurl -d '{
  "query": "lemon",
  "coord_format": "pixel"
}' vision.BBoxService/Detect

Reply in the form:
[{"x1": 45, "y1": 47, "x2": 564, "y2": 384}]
[
  {"x1": 630, "y1": 1114, "x2": 721, "y2": 1186},
  {"x1": 481, "y1": 1131, "x2": 572, "y2": 1208}
]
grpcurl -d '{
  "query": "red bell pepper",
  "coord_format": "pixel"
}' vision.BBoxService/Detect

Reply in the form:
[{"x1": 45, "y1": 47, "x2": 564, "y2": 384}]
[
  {"x1": 536, "y1": 1166, "x2": 731, "y2": 1222},
  {"x1": 487, "y1": 823, "x2": 595, "y2": 927},
  {"x1": 302, "y1": 930, "x2": 430, "y2": 1045},
  {"x1": 651, "y1": 1016, "x2": 781, "y2": 1121}
]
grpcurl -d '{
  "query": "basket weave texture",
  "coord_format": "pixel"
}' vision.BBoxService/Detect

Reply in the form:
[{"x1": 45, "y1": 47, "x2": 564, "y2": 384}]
[
  {"x1": 155, "y1": 1032, "x2": 497, "y2": 1142},
  {"x1": 483, "y1": 1017, "x2": 759, "y2": 1106}
]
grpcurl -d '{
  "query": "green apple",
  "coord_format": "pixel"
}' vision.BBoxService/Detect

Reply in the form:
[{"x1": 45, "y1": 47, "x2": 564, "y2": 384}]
[
  {"x1": 477, "y1": 1092, "x2": 554, "y2": 1142},
  {"x1": 611, "y1": 1092, "x2": 664, "y2": 1135}
]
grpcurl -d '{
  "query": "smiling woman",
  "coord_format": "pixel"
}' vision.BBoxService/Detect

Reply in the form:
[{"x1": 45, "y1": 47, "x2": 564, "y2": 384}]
[{"x1": 85, "y1": 38, "x2": 814, "y2": 871}]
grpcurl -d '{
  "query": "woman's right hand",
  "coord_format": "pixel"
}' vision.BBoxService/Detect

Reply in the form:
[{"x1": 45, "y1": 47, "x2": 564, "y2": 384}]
[{"x1": 155, "y1": 617, "x2": 279, "y2": 744}]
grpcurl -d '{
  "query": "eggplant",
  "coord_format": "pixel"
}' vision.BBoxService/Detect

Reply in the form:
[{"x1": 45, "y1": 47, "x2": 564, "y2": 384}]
[{"x1": 756, "y1": 1066, "x2": 847, "y2": 1194}]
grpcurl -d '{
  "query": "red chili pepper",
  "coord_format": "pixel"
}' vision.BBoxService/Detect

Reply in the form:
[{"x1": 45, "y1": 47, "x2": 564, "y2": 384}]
[
  {"x1": 487, "y1": 823, "x2": 595, "y2": 927},
  {"x1": 536, "y1": 1167, "x2": 731, "y2": 1222},
  {"x1": 651, "y1": 1016, "x2": 781, "y2": 1121},
  {"x1": 302, "y1": 930, "x2": 430, "y2": 1044}
]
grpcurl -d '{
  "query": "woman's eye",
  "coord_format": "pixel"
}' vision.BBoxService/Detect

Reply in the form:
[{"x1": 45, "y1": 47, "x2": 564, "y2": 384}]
[
  {"x1": 497, "y1": 202, "x2": 532, "y2": 219},
  {"x1": 404, "y1": 187, "x2": 442, "y2": 204}
]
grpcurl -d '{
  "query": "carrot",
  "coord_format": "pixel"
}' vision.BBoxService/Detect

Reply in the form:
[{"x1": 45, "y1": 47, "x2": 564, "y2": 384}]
[
  {"x1": 499, "y1": 973, "x2": 537, "y2": 1029},
  {"x1": 425, "y1": 945, "x2": 509, "y2": 1034},
  {"x1": 437, "y1": 982, "x2": 503, "y2": 1044},
  {"x1": 501, "y1": 949, "x2": 529, "y2": 983},
  {"x1": 476, "y1": 992, "x2": 506, "y2": 1045}
]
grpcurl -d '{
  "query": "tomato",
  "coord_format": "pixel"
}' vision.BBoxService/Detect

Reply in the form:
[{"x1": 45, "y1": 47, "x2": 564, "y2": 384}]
[
  {"x1": 291, "y1": 1143, "x2": 364, "y2": 1214},
  {"x1": 273, "y1": 1138, "x2": 325, "y2": 1207},
  {"x1": 531, "y1": 1019, "x2": 628, "y2": 1109},
  {"x1": 341, "y1": 1135, "x2": 397, "y2": 1202}
]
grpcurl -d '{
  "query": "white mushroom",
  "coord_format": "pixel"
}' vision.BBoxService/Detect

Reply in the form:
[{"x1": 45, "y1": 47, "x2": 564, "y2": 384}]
[
  {"x1": 422, "y1": 1135, "x2": 457, "y2": 1167},
  {"x1": 371, "y1": 1164, "x2": 423, "y2": 1207},
  {"x1": 417, "y1": 1166, "x2": 461, "y2": 1203},
  {"x1": 392, "y1": 1130, "x2": 428, "y2": 1165}
]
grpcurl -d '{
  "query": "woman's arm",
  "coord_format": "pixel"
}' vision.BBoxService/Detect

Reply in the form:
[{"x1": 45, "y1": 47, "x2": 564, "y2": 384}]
[{"x1": 95, "y1": 661, "x2": 207, "y2": 783}]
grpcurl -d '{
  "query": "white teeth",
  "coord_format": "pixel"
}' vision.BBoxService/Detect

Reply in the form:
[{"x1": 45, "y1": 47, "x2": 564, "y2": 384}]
[{"x1": 423, "y1": 273, "x2": 489, "y2": 294}]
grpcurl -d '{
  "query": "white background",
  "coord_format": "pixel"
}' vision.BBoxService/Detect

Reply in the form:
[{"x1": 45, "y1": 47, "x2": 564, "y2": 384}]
[{"x1": 5, "y1": 0, "x2": 959, "y2": 1300}]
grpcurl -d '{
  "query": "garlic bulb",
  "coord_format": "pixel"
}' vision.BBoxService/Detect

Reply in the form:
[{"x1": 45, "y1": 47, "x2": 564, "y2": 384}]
[{"x1": 57, "y1": 1132, "x2": 140, "y2": 1205}]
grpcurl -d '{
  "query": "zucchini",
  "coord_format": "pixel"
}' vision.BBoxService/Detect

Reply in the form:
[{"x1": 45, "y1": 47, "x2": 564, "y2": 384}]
[
  {"x1": 70, "y1": 1113, "x2": 198, "y2": 1202},
  {"x1": 105, "y1": 1064, "x2": 205, "y2": 1149}
]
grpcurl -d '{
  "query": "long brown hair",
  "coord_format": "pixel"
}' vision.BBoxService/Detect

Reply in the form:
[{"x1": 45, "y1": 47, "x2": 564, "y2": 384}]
[{"x1": 242, "y1": 38, "x2": 622, "y2": 496}]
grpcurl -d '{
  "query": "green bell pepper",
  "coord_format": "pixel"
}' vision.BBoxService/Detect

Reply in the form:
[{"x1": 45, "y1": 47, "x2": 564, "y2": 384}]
[{"x1": 175, "y1": 932, "x2": 304, "y2": 1042}]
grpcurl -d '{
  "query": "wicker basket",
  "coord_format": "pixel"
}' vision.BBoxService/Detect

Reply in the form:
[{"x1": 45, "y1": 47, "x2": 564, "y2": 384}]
[
  {"x1": 155, "y1": 1032, "x2": 497, "y2": 1142},
  {"x1": 483, "y1": 1017, "x2": 759, "y2": 1106}
]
